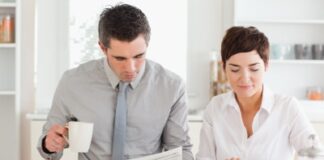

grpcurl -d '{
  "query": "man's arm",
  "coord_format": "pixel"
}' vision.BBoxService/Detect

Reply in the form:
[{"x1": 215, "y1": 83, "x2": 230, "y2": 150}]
[
  {"x1": 162, "y1": 81, "x2": 194, "y2": 160},
  {"x1": 37, "y1": 72, "x2": 70, "y2": 160}
]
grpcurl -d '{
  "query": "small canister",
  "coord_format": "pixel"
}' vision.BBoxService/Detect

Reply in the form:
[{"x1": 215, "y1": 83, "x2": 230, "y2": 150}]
[
  {"x1": 307, "y1": 87, "x2": 323, "y2": 101},
  {"x1": 2, "y1": 14, "x2": 14, "y2": 43},
  {"x1": 0, "y1": 15, "x2": 4, "y2": 42}
]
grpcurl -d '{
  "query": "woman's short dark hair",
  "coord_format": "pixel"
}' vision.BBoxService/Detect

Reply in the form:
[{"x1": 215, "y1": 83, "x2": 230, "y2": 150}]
[
  {"x1": 98, "y1": 4, "x2": 151, "y2": 48},
  {"x1": 221, "y1": 26, "x2": 269, "y2": 69}
]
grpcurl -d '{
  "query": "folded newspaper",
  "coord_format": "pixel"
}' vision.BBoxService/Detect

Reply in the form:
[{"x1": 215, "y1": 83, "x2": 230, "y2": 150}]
[{"x1": 129, "y1": 147, "x2": 182, "y2": 160}]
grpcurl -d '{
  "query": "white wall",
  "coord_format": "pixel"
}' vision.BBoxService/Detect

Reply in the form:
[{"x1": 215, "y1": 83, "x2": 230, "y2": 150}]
[
  {"x1": 34, "y1": 0, "x2": 233, "y2": 112},
  {"x1": 35, "y1": 0, "x2": 188, "y2": 111},
  {"x1": 35, "y1": 0, "x2": 62, "y2": 110},
  {"x1": 20, "y1": 0, "x2": 36, "y2": 159},
  {"x1": 33, "y1": 0, "x2": 238, "y2": 112},
  {"x1": 187, "y1": 0, "x2": 233, "y2": 111}
]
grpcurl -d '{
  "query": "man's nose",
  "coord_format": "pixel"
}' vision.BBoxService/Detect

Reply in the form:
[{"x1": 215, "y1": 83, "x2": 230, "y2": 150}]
[{"x1": 125, "y1": 59, "x2": 136, "y2": 71}]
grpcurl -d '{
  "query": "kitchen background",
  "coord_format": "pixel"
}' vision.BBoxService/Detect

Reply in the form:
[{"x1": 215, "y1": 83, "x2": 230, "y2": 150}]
[{"x1": 1, "y1": 0, "x2": 324, "y2": 159}]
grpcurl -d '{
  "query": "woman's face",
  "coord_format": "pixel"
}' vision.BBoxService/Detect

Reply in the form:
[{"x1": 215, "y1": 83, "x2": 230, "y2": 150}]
[{"x1": 225, "y1": 50, "x2": 267, "y2": 99}]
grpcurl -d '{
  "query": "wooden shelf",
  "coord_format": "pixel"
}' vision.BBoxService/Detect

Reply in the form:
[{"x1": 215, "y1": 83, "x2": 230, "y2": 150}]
[
  {"x1": 0, "y1": 43, "x2": 16, "y2": 48},
  {"x1": 1, "y1": 0, "x2": 20, "y2": 160},
  {"x1": 0, "y1": 90, "x2": 15, "y2": 95},
  {"x1": 270, "y1": 59, "x2": 324, "y2": 64},
  {"x1": 300, "y1": 100, "x2": 324, "y2": 106},
  {"x1": 0, "y1": 2, "x2": 16, "y2": 7},
  {"x1": 236, "y1": 19, "x2": 324, "y2": 25}
]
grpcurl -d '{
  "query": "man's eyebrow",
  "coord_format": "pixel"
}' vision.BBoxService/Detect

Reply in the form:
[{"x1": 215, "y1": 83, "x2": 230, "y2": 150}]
[
  {"x1": 112, "y1": 55, "x2": 126, "y2": 58},
  {"x1": 228, "y1": 63, "x2": 240, "y2": 67},
  {"x1": 134, "y1": 53, "x2": 145, "y2": 58}
]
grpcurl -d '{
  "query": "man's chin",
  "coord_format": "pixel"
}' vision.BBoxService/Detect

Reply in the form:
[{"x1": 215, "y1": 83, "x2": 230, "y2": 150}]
[{"x1": 121, "y1": 77, "x2": 136, "y2": 82}]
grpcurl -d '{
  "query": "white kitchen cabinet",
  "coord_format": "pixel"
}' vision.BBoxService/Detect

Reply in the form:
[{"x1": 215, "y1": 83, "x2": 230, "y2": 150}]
[
  {"x1": 234, "y1": 0, "x2": 324, "y2": 107},
  {"x1": 0, "y1": 1, "x2": 20, "y2": 159},
  {"x1": 29, "y1": 115, "x2": 203, "y2": 159},
  {"x1": 29, "y1": 113, "x2": 324, "y2": 159},
  {"x1": 312, "y1": 122, "x2": 324, "y2": 144},
  {"x1": 30, "y1": 120, "x2": 78, "y2": 160},
  {"x1": 188, "y1": 119, "x2": 203, "y2": 156}
]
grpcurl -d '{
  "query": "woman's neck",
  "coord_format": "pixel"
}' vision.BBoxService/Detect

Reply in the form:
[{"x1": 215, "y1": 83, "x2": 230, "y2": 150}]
[{"x1": 236, "y1": 88, "x2": 263, "y2": 113}]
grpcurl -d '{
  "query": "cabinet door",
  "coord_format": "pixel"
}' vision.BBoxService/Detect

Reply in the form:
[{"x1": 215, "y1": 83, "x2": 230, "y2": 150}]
[
  {"x1": 31, "y1": 121, "x2": 77, "y2": 160},
  {"x1": 188, "y1": 121, "x2": 202, "y2": 156},
  {"x1": 312, "y1": 122, "x2": 324, "y2": 143}
]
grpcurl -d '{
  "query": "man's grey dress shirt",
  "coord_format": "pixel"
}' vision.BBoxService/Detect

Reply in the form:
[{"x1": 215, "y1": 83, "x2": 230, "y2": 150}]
[{"x1": 37, "y1": 58, "x2": 193, "y2": 160}]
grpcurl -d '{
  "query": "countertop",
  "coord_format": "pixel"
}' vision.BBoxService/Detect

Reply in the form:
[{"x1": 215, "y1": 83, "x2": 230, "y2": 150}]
[
  {"x1": 26, "y1": 100, "x2": 324, "y2": 122},
  {"x1": 26, "y1": 112, "x2": 204, "y2": 122}
]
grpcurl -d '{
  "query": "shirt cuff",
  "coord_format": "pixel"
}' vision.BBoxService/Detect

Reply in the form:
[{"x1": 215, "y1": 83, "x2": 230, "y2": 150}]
[{"x1": 37, "y1": 134, "x2": 63, "y2": 160}]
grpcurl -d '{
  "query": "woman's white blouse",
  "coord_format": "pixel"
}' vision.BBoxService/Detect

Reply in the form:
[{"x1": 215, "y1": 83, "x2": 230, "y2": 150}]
[{"x1": 196, "y1": 87, "x2": 318, "y2": 160}]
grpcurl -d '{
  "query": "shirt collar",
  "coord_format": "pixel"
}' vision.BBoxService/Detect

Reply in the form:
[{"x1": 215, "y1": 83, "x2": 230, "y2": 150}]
[
  {"x1": 224, "y1": 85, "x2": 274, "y2": 114},
  {"x1": 103, "y1": 58, "x2": 146, "y2": 90},
  {"x1": 226, "y1": 92, "x2": 240, "y2": 112},
  {"x1": 260, "y1": 85, "x2": 274, "y2": 113},
  {"x1": 130, "y1": 61, "x2": 145, "y2": 89}
]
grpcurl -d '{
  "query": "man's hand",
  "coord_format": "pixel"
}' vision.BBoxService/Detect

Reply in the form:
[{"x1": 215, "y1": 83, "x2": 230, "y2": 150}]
[
  {"x1": 226, "y1": 157, "x2": 240, "y2": 160},
  {"x1": 44, "y1": 124, "x2": 68, "y2": 152}
]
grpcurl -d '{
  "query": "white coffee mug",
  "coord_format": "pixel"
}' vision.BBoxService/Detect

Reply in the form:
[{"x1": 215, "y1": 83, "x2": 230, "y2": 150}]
[{"x1": 67, "y1": 121, "x2": 94, "y2": 152}]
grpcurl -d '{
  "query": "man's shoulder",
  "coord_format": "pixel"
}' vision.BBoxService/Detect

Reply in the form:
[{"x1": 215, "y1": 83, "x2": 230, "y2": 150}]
[
  {"x1": 145, "y1": 60, "x2": 183, "y2": 84},
  {"x1": 63, "y1": 58, "x2": 104, "y2": 78}
]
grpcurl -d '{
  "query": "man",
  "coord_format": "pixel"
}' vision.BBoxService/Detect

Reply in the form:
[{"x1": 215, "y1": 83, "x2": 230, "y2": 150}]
[{"x1": 37, "y1": 3, "x2": 193, "y2": 160}]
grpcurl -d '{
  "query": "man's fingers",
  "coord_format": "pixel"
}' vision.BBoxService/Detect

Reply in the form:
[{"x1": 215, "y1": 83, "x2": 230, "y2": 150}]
[
  {"x1": 45, "y1": 124, "x2": 68, "y2": 152},
  {"x1": 47, "y1": 140, "x2": 64, "y2": 152},
  {"x1": 53, "y1": 136, "x2": 65, "y2": 144},
  {"x1": 52, "y1": 124, "x2": 68, "y2": 135},
  {"x1": 45, "y1": 135, "x2": 66, "y2": 152}
]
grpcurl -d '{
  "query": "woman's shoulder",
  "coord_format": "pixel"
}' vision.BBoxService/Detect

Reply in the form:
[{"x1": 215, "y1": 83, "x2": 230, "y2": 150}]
[
  {"x1": 206, "y1": 92, "x2": 233, "y2": 112},
  {"x1": 210, "y1": 92, "x2": 232, "y2": 103},
  {"x1": 272, "y1": 93, "x2": 301, "y2": 114},
  {"x1": 273, "y1": 93, "x2": 299, "y2": 106}
]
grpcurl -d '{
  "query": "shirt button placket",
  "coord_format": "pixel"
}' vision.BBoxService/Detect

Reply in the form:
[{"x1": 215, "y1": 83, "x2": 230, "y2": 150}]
[{"x1": 241, "y1": 137, "x2": 247, "y2": 160}]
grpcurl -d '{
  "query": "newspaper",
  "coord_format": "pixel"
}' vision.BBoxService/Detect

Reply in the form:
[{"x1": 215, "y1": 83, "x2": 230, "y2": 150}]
[{"x1": 129, "y1": 147, "x2": 182, "y2": 160}]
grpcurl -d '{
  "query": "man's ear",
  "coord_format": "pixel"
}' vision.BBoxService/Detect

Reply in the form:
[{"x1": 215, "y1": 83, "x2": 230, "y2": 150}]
[{"x1": 98, "y1": 41, "x2": 107, "y2": 53}]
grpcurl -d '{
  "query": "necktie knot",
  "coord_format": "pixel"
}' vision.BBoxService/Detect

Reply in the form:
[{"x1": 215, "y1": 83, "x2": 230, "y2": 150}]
[{"x1": 118, "y1": 82, "x2": 128, "y2": 93}]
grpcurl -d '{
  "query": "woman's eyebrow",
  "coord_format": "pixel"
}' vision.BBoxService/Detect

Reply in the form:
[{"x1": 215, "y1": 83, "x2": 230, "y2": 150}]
[{"x1": 249, "y1": 62, "x2": 260, "y2": 67}]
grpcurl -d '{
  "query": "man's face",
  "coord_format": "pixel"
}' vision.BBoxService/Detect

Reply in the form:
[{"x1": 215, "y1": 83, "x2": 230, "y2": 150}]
[{"x1": 99, "y1": 35, "x2": 147, "y2": 82}]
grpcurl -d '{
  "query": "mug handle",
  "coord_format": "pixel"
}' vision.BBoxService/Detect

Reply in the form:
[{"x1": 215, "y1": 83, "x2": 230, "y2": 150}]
[{"x1": 63, "y1": 124, "x2": 69, "y2": 145}]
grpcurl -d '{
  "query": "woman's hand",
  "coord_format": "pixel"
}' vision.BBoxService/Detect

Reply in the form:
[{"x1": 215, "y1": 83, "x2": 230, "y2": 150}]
[{"x1": 225, "y1": 157, "x2": 240, "y2": 160}]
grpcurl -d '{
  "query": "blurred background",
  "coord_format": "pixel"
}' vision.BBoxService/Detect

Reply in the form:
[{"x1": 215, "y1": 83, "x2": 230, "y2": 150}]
[{"x1": 1, "y1": 0, "x2": 324, "y2": 159}]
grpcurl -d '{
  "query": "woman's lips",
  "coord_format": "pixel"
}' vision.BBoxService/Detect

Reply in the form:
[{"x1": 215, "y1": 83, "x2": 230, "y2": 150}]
[{"x1": 238, "y1": 85, "x2": 252, "y2": 89}]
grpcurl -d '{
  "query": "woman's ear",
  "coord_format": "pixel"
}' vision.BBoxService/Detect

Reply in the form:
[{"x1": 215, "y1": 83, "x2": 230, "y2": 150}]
[
  {"x1": 265, "y1": 62, "x2": 269, "y2": 71},
  {"x1": 222, "y1": 61, "x2": 226, "y2": 73}
]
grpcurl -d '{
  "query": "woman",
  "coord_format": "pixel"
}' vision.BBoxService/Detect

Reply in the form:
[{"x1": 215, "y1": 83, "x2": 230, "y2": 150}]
[{"x1": 196, "y1": 26, "x2": 320, "y2": 160}]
